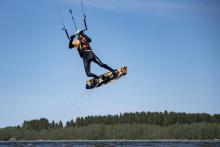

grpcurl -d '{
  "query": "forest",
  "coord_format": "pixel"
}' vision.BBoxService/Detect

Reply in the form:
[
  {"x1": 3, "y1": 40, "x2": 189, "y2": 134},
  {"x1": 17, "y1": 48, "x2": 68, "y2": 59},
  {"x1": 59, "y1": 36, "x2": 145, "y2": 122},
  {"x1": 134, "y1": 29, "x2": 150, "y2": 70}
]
[{"x1": 0, "y1": 111, "x2": 220, "y2": 140}]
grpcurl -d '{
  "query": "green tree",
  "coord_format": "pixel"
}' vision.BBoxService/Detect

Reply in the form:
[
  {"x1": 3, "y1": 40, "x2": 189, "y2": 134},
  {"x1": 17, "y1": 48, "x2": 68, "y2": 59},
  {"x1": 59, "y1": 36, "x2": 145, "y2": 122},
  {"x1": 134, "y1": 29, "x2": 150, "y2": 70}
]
[{"x1": 59, "y1": 120, "x2": 63, "y2": 128}]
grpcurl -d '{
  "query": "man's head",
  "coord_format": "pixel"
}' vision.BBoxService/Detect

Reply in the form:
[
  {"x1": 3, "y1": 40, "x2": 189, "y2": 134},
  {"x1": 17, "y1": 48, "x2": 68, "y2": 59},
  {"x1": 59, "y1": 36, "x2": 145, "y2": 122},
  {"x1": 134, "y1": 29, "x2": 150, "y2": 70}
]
[
  {"x1": 78, "y1": 34, "x2": 84, "y2": 40},
  {"x1": 74, "y1": 30, "x2": 83, "y2": 39}
]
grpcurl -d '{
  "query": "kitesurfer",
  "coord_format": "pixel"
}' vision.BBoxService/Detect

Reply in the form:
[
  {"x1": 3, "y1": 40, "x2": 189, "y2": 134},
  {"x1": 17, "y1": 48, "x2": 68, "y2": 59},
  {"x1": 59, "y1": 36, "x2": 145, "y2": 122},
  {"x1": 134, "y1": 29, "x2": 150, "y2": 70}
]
[{"x1": 68, "y1": 30, "x2": 117, "y2": 79}]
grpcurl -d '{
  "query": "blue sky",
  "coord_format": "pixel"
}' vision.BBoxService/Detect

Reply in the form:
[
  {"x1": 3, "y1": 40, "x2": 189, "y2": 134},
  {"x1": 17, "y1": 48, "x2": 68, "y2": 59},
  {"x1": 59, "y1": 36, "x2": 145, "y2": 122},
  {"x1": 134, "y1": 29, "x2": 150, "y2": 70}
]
[{"x1": 0, "y1": 0, "x2": 219, "y2": 128}]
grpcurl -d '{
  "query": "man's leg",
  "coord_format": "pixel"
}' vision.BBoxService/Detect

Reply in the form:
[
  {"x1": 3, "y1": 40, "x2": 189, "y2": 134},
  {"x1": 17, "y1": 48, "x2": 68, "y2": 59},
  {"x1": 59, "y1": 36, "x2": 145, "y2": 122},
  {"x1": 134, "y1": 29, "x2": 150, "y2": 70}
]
[
  {"x1": 83, "y1": 58, "x2": 99, "y2": 78},
  {"x1": 92, "y1": 53, "x2": 115, "y2": 72}
]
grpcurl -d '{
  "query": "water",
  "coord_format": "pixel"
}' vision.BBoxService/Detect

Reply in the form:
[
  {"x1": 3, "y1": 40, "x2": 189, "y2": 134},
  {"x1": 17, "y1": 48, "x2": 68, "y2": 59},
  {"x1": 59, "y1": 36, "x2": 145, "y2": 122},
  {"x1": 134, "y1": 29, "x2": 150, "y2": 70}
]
[{"x1": 0, "y1": 140, "x2": 220, "y2": 147}]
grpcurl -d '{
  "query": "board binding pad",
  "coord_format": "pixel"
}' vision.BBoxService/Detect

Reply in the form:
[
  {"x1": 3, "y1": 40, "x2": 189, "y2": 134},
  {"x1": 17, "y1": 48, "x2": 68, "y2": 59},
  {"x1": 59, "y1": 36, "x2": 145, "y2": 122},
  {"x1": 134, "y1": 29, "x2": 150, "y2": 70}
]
[{"x1": 86, "y1": 66, "x2": 128, "y2": 89}]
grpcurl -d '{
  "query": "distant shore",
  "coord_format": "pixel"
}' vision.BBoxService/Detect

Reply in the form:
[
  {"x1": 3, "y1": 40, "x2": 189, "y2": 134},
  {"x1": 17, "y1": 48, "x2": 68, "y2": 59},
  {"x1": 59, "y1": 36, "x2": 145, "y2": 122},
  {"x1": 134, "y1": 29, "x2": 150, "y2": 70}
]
[
  {"x1": 1, "y1": 139, "x2": 220, "y2": 142},
  {"x1": 1, "y1": 111, "x2": 220, "y2": 141}
]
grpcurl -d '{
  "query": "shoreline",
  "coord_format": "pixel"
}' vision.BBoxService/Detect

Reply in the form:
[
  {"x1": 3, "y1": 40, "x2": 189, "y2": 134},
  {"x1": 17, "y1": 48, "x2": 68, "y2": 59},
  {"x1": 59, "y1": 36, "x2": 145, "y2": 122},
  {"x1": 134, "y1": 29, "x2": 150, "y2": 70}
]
[{"x1": 1, "y1": 139, "x2": 219, "y2": 142}]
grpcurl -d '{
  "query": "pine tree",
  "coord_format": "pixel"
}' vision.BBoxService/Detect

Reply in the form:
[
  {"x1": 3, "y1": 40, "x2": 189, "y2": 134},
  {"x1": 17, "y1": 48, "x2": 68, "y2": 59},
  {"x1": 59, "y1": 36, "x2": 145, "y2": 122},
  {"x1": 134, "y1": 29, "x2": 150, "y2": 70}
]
[
  {"x1": 59, "y1": 120, "x2": 63, "y2": 128},
  {"x1": 51, "y1": 120, "x2": 55, "y2": 129}
]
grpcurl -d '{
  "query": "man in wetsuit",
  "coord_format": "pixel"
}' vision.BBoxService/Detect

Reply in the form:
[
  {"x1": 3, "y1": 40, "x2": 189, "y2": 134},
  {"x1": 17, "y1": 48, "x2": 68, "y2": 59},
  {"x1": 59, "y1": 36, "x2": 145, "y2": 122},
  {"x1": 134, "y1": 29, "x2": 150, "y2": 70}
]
[{"x1": 69, "y1": 30, "x2": 116, "y2": 79}]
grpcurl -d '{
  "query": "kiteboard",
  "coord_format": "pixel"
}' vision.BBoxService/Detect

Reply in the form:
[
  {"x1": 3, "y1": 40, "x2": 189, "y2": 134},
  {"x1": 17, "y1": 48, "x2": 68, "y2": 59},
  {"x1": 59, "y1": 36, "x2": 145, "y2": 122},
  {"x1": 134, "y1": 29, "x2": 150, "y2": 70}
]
[{"x1": 86, "y1": 66, "x2": 128, "y2": 89}]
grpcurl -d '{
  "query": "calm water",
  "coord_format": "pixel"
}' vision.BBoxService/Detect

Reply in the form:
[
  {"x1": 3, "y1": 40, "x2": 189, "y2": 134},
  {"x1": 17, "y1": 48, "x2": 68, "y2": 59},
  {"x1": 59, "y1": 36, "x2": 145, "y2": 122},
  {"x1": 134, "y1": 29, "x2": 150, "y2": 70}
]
[{"x1": 0, "y1": 140, "x2": 220, "y2": 147}]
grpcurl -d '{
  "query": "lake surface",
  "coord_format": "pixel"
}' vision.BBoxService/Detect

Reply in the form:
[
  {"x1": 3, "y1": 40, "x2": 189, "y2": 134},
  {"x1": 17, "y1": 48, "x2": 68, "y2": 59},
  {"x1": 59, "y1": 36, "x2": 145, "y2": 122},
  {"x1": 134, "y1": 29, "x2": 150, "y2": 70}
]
[{"x1": 0, "y1": 140, "x2": 220, "y2": 147}]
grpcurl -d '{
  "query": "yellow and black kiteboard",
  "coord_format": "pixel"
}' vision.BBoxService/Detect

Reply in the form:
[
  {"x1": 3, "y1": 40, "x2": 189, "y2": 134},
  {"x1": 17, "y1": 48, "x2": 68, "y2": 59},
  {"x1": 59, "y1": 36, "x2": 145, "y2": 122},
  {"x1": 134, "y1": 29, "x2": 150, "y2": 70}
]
[{"x1": 86, "y1": 66, "x2": 128, "y2": 89}]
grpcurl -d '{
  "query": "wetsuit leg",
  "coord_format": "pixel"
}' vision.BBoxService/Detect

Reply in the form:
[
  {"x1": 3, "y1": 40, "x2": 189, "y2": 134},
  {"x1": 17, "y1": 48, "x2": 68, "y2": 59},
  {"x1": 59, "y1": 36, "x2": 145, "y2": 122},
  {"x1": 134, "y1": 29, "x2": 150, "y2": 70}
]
[
  {"x1": 92, "y1": 53, "x2": 115, "y2": 72},
  {"x1": 83, "y1": 58, "x2": 99, "y2": 78}
]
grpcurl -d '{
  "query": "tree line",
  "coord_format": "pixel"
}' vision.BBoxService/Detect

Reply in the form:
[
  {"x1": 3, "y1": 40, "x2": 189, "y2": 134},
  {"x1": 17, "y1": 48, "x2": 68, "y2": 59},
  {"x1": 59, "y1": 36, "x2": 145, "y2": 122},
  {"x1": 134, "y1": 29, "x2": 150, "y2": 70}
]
[
  {"x1": 22, "y1": 118, "x2": 63, "y2": 130},
  {"x1": 1, "y1": 123, "x2": 220, "y2": 140},
  {"x1": 21, "y1": 111, "x2": 220, "y2": 130}
]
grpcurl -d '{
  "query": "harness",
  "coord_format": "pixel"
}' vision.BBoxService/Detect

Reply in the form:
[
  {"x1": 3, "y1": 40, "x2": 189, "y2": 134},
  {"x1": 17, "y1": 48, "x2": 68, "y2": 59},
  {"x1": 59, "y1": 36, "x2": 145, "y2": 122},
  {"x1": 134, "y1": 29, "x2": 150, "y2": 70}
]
[{"x1": 77, "y1": 37, "x2": 92, "y2": 57}]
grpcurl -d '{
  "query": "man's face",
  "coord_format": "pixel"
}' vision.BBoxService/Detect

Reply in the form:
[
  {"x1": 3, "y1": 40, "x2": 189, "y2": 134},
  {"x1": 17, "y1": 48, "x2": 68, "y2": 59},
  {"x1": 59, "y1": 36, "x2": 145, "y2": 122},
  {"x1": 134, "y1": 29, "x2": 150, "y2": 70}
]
[{"x1": 79, "y1": 35, "x2": 83, "y2": 40}]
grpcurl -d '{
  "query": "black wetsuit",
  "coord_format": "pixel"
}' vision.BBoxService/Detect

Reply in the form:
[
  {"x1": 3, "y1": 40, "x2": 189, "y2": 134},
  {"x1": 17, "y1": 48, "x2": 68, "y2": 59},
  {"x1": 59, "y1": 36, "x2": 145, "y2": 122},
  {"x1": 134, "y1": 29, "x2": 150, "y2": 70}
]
[{"x1": 69, "y1": 33, "x2": 114, "y2": 78}]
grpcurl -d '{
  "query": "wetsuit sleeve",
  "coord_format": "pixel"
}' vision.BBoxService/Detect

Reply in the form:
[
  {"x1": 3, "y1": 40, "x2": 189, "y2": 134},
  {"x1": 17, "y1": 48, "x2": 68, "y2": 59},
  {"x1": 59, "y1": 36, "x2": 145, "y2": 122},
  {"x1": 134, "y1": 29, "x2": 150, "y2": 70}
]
[{"x1": 69, "y1": 36, "x2": 75, "y2": 49}]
